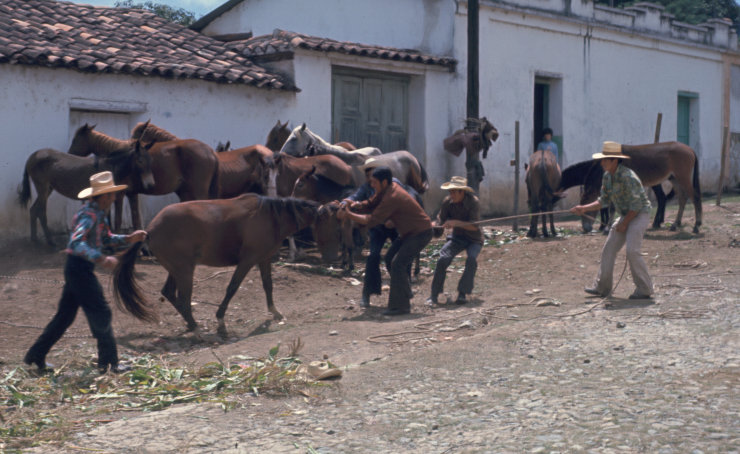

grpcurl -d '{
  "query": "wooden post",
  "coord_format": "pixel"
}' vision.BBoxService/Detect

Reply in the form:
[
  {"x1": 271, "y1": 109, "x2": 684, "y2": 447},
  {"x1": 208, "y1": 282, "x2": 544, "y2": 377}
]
[
  {"x1": 466, "y1": 0, "x2": 479, "y2": 127},
  {"x1": 716, "y1": 125, "x2": 730, "y2": 205},
  {"x1": 654, "y1": 113, "x2": 662, "y2": 143},
  {"x1": 512, "y1": 121, "x2": 520, "y2": 231}
]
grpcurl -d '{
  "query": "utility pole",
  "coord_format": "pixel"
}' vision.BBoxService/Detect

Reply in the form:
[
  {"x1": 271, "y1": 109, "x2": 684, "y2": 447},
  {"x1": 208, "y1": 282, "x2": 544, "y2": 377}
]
[{"x1": 466, "y1": 0, "x2": 479, "y2": 130}]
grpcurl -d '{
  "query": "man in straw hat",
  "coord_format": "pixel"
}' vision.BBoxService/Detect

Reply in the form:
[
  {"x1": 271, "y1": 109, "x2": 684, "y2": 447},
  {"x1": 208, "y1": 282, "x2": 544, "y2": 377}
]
[
  {"x1": 338, "y1": 166, "x2": 433, "y2": 316},
  {"x1": 24, "y1": 171, "x2": 148, "y2": 373},
  {"x1": 570, "y1": 141, "x2": 653, "y2": 299},
  {"x1": 341, "y1": 158, "x2": 422, "y2": 308},
  {"x1": 427, "y1": 176, "x2": 483, "y2": 306}
]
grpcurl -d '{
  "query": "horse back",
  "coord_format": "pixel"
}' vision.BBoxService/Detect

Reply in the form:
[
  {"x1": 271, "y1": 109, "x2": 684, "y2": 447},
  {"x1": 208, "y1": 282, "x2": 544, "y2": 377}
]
[
  {"x1": 622, "y1": 141, "x2": 695, "y2": 187},
  {"x1": 146, "y1": 139, "x2": 219, "y2": 197},
  {"x1": 26, "y1": 149, "x2": 102, "y2": 199},
  {"x1": 147, "y1": 194, "x2": 268, "y2": 267}
]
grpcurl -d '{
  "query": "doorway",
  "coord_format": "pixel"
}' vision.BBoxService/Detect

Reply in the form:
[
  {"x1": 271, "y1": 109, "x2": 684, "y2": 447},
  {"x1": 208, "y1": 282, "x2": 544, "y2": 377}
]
[{"x1": 534, "y1": 76, "x2": 563, "y2": 164}]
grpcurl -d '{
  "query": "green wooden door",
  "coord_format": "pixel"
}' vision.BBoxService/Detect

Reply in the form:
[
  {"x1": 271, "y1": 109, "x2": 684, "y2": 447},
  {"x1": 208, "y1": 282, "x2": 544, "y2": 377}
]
[
  {"x1": 332, "y1": 69, "x2": 409, "y2": 152},
  {"x1": 677, "y1": 95, "x2": 691, "y2": 145}
]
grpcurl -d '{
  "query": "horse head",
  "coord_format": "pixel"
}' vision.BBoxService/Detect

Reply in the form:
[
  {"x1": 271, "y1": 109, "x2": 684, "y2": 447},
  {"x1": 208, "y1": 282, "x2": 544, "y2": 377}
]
[
  {"x1": 265, "y1": 120, "x2": 291, "y2": 152},
  {"x1": 291, "y1": 166, "x2": 318, "y2": 200},
  {"x1": 279, "y1": 124, "x2": 310, "y2": 157},
  {"x1": 312, "y1": 202, "x2": 342, "y2": 263},
  {"x1": 67, "y1": 123, "x2": 97, "y2": 156},
  {"x1": 215, "y1": 141, "x2": 231, "y2": 152},
  {"x1": 129, "y1": 139, "x2": 156, "y2": 192},
  {"x1": 129, "y1": 119, "x2": 151, "y2": 141}
]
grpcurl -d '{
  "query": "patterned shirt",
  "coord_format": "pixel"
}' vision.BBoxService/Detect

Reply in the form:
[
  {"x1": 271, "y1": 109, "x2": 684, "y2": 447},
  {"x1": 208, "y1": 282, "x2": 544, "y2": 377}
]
[
  {"x1": 65, "y1": 200, "x2": 128, "y2": 263},
  {"x1": 437, "y1": 193, "x2": 483, "y2": 244},
  {"x1": 598, "y1": 164, "x2": 651, "y2": 216}
]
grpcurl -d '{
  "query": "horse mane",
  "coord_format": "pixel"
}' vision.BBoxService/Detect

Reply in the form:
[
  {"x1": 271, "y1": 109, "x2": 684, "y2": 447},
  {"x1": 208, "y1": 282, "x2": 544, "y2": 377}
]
[
  {"x1": 131, "y1": 122, "x2": 178, "y2": 143},
  {"x1": 258, "y1": 196, "x2": 319, "y2": 236},
  {"x1": 85, "y1": 127, "x2": 134, "y2": 156}
]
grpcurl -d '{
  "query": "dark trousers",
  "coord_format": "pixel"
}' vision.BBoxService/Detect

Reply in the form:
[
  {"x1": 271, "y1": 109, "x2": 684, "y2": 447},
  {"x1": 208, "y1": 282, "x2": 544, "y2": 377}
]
[
  {"x1": 363, "y1": 225, "x2": 398, "y2": 297},
  {"x1": 385, "y1": 229, "x2": 433, "y2": 312},
  {"x1": 430, "y1": 236, "x2": 482, "y2": 299},
  {"x1": 25, "y1": 255, "x2": 119, "y2": 369}
]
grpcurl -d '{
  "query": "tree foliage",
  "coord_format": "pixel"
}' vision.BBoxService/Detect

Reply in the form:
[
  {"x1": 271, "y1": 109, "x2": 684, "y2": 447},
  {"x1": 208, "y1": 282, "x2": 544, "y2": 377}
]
[
  {"x1": 594, "y1": 0, "x2": 739, "y2": 33},
  {"x1": 114, "y1": 1, "x2": 198, "y2": 26}
]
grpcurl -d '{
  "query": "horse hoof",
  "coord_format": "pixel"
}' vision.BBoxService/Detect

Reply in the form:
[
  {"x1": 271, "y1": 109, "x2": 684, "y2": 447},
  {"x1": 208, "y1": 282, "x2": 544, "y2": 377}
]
[
  {"x1": 692, "y1": 227, "x2": 699, "y2": 234},
  {"x1": 669, "y1": 225, "x2": 677, "y2": 232}
]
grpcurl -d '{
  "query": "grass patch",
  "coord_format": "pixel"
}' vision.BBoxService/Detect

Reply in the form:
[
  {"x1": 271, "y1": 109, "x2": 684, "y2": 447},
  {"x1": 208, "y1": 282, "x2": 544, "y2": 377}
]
[{"x1": 0, "y1": 341, "x2": 327, "y2": 451}]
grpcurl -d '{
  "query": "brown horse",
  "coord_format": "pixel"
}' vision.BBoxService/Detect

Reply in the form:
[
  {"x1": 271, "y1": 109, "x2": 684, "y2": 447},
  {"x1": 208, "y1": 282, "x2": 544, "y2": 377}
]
[
  {"x1": 18, "y1": 140, "x2": 155, "y2": 245},
  {"x1": 113, "y1": 194, "x2": 338, "y2": 338},
  {"x1": 525, "y1": 149, "x2": 561, "y2": 238},
  {"x1": 68, "y1": 124, "x2": 220, "y2": 231},
  {"x1": 265, "y1": 120, "x2": 292, "y2": 152},
  {"x1": 566, "y1": 142, "x2": 702, "y2": 234},
  {"x1": 213, "y1": 145, "x2": 272, "y2": 198},
  {"x1": 269, "y1": 153, "x2": 357, "y2": 197}
]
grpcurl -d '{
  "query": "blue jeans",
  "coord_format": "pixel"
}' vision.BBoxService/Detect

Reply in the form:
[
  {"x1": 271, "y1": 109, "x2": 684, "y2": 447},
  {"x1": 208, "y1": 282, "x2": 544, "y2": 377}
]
[
  {"x1": 363, "y1": 225, "x2": 398, "y2": 296},
  {"x1": 430, "y1": 236, "x2": 482, "y2": 299}
]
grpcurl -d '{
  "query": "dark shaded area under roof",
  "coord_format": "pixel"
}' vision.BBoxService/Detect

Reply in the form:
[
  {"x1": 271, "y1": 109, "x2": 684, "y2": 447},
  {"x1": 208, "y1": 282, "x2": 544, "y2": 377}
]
[
  {"x1": 229, "y1": 29, "x2": 457, "y2": 71},
  {"x1": 0, "y1": 0, "x2": 294, "y2": 90}
]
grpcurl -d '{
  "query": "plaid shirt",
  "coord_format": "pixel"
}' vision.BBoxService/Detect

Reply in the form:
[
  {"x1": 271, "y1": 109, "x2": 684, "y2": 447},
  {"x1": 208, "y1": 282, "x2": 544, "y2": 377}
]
[
  {"x1": 65, "y1": 200, "x2": 128, "y2": 263},
  {"x1": 598, "y1": 164, "x2": 651, "y2": 216}
]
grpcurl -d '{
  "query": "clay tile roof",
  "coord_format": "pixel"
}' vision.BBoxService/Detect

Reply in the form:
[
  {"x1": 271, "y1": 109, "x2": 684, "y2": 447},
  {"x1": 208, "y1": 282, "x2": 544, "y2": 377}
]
[
  {"x1": 0, "y1": 0, "x2": 295, "y2": 90},
  {"x1": 230, "y1": 29, "x2": 457, "y2": 71}
]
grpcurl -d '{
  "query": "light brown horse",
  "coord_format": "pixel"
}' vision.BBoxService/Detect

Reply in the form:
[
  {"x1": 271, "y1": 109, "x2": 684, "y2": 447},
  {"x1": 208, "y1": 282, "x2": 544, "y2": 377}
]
[
  {"x1": 18, "y1": 140, "x2": 155, "y2": 245},
  {"x1": 112, "y1": 194, "x2": 338, "y2": 337},
  {"x1": 575, "y1": 142, "x2": 702, "y2": 234},
  {"x1": 68, "y1": 124, "x2": 220, "y2": 231},
  {"x1": 267, "y1": 120, "x2": 356, "y2": 153},
  {"x1": 525, "y1": 150, "x2": 562, "y2": 238}
]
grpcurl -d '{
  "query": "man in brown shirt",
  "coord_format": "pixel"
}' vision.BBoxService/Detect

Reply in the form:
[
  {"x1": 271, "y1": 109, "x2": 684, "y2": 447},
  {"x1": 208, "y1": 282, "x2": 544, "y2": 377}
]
[{"x1": 338, "y1": 166, "x2": 433, "y2": 315}]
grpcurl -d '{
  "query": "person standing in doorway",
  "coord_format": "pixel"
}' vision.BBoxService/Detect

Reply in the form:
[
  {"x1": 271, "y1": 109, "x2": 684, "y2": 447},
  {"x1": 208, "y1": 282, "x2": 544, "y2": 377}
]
[
  {"x1": 570, "y1": 141, "x2": 653, "y2": 300},
  {"x1": 24, "y1": 171, "x2": 150, "y2": 374},
  {"x1": 427, "y1": 176, "x2": 483, "y2": 306},
  {"x1": 537, "y1": 127, "x2": 559, "y2": 162},
  {"x1": 338, "y1": 166, "x2": 433, "y2": 316}
]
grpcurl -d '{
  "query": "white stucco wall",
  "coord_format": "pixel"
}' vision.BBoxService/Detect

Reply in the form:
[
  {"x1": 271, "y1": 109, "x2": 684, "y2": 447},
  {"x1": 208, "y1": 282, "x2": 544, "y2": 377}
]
[
  {"x1": 0, "y1": 65, "x2": 294, "y2": 240},
  {"x1": 204, "y1": 0, "x2": 457, "y2": 56}
]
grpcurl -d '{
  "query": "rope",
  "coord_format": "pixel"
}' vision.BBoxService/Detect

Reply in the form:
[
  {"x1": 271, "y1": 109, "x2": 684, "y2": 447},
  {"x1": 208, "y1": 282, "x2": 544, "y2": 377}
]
[
  {"x1": 469, "y1": 209, "x2": 596, "y2": 227},
  {"x1": 0, "y1": 274, "x2": 64, "y2": 284}
]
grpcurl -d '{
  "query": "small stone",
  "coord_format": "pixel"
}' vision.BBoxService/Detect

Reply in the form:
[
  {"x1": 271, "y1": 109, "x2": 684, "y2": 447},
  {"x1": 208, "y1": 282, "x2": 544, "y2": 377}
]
[
  {"x1": 616, "y1": 322, "x2": 626, "y2": 328},
  {"x1": 329, "y1": 330, "x2": 339, "y2": 336}
]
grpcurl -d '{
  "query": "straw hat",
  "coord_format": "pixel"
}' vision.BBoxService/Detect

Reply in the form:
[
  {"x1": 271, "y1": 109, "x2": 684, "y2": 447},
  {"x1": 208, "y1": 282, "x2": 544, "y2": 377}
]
[
  {"x1": 77, "y1": 171, "x2": 128, "y2": 199},
  {"x1": 440, "y1": 176, "x2": 474, "y2": 192},
  {"x1": 592, "y1": 141, "x2": 630, "y2": 160}
]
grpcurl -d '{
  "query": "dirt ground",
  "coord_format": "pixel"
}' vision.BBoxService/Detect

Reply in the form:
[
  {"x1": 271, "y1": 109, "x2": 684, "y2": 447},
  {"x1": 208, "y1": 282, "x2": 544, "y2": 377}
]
[{"x1": 1, "y1": 195, "x2": 738, "y2": 452}]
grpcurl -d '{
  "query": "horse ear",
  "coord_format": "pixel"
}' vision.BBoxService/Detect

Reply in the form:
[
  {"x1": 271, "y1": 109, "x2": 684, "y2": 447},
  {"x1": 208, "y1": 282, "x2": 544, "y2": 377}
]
[
  {"x1": 225, "y1": 141, "x2": 231, "y2": 150},
  {"x1": 300, "y1": 123, "x2": 307, "y2": 132},
  {"x1": 309, "y1": 165, "x2": 317, "y2": 176}
]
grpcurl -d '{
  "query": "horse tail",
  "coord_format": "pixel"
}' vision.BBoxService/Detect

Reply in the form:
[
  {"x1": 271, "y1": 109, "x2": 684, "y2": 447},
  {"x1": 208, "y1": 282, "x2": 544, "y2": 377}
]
[
  {"x1": 18, "y1": 167, "x2": 31, "y2": 208},
  {"x1": 208, "y1": 158, "x2": 220, "y2": 199},
  {"x1": 112, "y1": 241, "x2": 158, "y2": 323},
  {"x1": 418, "y1": 161, "x2": 430, "y2": 193},
  {"x1": 692, "y1": 151, "x2": 702, "y2": 221}
]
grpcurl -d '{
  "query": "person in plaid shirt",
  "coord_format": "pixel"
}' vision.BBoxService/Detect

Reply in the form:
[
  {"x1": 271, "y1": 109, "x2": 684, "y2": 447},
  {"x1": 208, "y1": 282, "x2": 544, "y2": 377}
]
[
  {"x1": 24, "y1": 171, "x2": 147, "y2": 374},
  {"x1": 571, "y1": 141, "x2": 653, "y2": 300}
]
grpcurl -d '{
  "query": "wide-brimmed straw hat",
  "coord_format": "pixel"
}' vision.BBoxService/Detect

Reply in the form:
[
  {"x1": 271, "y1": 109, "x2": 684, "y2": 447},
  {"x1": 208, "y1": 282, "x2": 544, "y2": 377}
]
[
  {"x1": 440, "y1": 176, "x2": 474, "y2": 192},
  {"x1": 592, "y1": 141, "x2": 630, "y2": 160},
  {"x1": 77, "y1": 171, "x2": 128, "y2": 199}
]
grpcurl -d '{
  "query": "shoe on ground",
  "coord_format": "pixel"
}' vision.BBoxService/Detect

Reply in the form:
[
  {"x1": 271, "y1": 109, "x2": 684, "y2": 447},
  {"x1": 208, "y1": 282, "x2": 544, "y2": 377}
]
[
  {"x1": 382, "y1": 308, "x2": 410, "y2": 316},
  {"x1": 628, "y1": 293, "x2": 653, "y2": 300},
  {"x1": 360, "y1": 293, "x2": 370, "y2": 308},
  {"x1": 455, "y1": 293, "x2": 467, "y2": 305},
  {"x1": 24, "y1": 353, "x2": 54, "y2": 372},
  {"x1": 100, "y1": 363, "x2": 132, "y2": 374},
  {"x1": 425, "y1": 297, "x2": 438, "y2": 307},
  {"x1": 584, "y1": 286, "x2": 607, "y2": 297}
]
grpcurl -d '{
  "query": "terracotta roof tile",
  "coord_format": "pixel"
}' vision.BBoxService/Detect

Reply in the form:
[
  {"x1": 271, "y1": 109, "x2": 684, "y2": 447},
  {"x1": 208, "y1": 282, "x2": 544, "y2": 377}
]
[
  {"x1": 230, "y1": 29, "x2": 457, "y2": 71},
  {"x1": 0, "y1": 0, "x2": 294, "y2": 90}
]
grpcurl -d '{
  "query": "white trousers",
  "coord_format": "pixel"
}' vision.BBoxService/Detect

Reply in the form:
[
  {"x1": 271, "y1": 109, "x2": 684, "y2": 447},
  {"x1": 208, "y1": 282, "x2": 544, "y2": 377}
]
[{"x1": 593, "y1": 211, "x2": 653, "y2": 296}]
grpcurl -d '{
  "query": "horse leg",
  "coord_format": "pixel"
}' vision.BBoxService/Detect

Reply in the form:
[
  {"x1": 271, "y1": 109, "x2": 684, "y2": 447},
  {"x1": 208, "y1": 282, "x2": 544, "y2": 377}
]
[
  {"x1": 257, "y1": 259, "x2": 284, "y2": 321},
  {"x1": 128, "y1": 193, "x2": 143, "y2": 231},
  {"x1": 168, "y1": 267, "x2": 199, "y2": 334},
  {"x1": 527, "y1": 211, "x2": 538, "y2": 238},
  {"x1": 414, "y1": 254, "x2": 421, "y2": 277},
  {"x1": 112, "y1": 193, "x2": 124, "y2": 232},
  {"x1": 651, "y1": 184, "x2": 666, "y2": 229},
  {"x1": 541, "y1": 211, "x2": 549, "y2": 238},
  {"x1": 671, "y1": 186, "x2": 688, "y2": 232},
  {"x1": 549, "y1": 211, "x2": 557, "y2": 237},
  {"x1": 215, "y1": 261, "x2": 257, "y2": 338},
  {"x1": 32, "y1": 190, "x2": 54, "y2": 246}
]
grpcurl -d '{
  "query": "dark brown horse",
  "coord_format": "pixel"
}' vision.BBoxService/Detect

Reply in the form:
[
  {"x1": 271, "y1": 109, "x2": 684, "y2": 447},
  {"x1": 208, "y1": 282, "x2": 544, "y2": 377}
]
[
  {"x1": 291, "y1": 168, "x2": 361, "y2": 272},
  {"x1": 18, "y1": 140, "x2": 155, "y2": 245},
  {"x1": 68, "y1": 124, "x2": 219, "y2": 231},
  {"x1": 443, "y1": 117, "x2": 499, "y2": 159},
  {"x1": 214, "y1": 145, "x2": 272, "y2": 198},
  {"x1": 113, "y1": 194, "x2": 338, "y2": 338},
  {"x1": 269, "y1": 153, "x2": 357, "y2": 197},
  {"x1": 525, "y1": 150, "x2": 561, "y2": 238},
  {"x1": 265, "y1": 120, "x2": 292, "y2": 152},
  {"x1": 561, "y1": 142, "x2": 702, "y2": 234}
]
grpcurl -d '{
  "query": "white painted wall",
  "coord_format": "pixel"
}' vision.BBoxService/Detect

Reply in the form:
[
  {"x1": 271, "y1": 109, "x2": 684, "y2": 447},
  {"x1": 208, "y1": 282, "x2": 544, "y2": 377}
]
[
  {"x1": 0, "y1": 65, "x2": 294, "y2": 241},
  {"x1": 204, "y1": 0, "x2": 457, "y2": 56}
]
